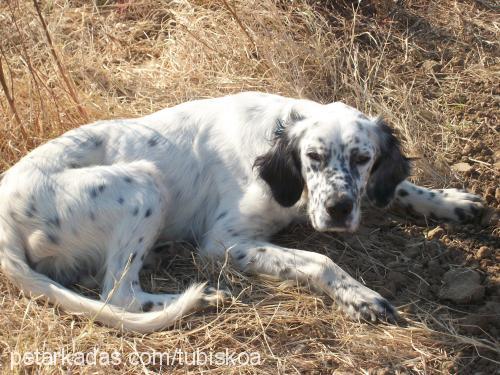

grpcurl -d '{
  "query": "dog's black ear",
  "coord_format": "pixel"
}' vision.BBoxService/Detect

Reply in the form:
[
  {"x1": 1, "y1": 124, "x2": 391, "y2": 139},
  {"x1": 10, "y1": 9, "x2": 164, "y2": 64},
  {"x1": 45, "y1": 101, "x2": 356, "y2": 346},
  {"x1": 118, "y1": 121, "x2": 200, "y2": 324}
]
[
  {"x1": 254, "y1": 130, "x2": 304, "y2": 207},
  {"x1": 366, "y1": 119, "x2": 410, "y2": 207}
]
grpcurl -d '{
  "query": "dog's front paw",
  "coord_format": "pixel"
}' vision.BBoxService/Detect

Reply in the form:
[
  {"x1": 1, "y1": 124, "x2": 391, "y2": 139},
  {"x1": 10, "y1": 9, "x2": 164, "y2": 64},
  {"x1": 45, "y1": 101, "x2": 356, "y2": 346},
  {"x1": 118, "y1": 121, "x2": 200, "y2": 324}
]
[
  {"x1": 433, "y1": 189, "x2": 486, "y2": 224},
  {"x1": 337, "y1": 285, "x2": 398, "y2": 323}
]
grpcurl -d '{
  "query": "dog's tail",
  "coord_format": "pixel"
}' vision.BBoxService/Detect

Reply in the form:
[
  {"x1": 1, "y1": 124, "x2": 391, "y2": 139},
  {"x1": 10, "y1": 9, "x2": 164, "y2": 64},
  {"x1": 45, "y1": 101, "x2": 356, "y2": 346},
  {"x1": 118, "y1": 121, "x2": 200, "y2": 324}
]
[{"x1": 0, "y1": 230, "x2": 207, "y2": 333}]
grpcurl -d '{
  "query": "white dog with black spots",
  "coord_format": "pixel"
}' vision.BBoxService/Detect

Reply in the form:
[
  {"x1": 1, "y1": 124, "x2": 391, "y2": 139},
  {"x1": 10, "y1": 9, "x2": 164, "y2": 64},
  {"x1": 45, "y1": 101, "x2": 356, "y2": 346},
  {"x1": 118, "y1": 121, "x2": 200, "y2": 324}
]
[{"x1": 0, "y1": 92, "x2": 485, "y2": 332}]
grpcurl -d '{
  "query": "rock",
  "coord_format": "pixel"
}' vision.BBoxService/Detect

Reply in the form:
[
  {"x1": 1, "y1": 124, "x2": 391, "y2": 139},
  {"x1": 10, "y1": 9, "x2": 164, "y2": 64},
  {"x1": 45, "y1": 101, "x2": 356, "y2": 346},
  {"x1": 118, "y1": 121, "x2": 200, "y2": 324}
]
[
  {"x1": 476, "y1": 246, "x2": 491, "y2": 259},
  {"x1": 427, "y1": 226, "x2": 445, "y2": 240},
  {"x1": 451, "y1": 162, "x2": 472, "y2": 173},
  {"x1": 439, "y1": 269, "x2": 485, "y2": 304},
  {"x1": 495, "y1": 187, "x2": 500, "y2": 202}
]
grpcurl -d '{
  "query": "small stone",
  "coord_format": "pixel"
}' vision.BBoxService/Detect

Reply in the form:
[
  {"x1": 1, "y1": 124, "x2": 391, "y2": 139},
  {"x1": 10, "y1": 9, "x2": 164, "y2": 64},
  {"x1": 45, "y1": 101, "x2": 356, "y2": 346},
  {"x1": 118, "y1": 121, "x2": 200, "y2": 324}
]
[
  {"x1": 461, "y1": 144, "x2": 473, "y2": 155},
  {"x1": 451, "y1": 162, "x2": 472, "y2": 173},
  {"x1": 427, "y1": 226, "x2": 445, "y2": 240},
  {"x1": 439, "y1": 269, "x2": 485, "y2": 304},
  {"x1": 476, "y1": 246, "x2": 491, "y2": 259},
  {"x1": 495, "y1": 188, "x2": 500, "y2": 202}
]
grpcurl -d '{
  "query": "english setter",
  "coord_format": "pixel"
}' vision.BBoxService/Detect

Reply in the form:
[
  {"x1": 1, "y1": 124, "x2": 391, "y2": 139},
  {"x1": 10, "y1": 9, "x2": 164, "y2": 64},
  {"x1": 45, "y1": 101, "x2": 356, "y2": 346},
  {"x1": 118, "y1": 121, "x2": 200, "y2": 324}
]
[{"x1": 0, "y1": 92, "x2": 484, "y2": 332}]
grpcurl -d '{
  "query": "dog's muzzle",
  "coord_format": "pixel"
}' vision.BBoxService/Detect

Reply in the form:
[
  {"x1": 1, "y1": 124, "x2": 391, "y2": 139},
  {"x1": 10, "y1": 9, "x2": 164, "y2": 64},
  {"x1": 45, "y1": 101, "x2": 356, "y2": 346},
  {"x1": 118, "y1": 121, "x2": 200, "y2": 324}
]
[{"x1": 324, "y1": 195, "x2": 356, "y2": 230}]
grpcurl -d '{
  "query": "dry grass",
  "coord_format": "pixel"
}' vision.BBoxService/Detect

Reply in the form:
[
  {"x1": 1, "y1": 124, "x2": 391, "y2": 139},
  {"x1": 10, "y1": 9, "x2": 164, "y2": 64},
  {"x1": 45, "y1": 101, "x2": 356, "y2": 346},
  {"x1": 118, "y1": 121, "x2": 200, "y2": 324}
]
[{"x1": 0, "y1": 0, "x2": 499, "y2": 373}]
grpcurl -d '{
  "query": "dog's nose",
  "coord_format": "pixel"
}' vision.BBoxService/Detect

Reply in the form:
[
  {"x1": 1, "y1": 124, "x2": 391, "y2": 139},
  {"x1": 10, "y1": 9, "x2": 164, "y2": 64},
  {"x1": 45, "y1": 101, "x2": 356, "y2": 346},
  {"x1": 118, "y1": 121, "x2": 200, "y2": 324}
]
[{"x1": 326, "y1": 197, "x2": 354, "y2": 221}]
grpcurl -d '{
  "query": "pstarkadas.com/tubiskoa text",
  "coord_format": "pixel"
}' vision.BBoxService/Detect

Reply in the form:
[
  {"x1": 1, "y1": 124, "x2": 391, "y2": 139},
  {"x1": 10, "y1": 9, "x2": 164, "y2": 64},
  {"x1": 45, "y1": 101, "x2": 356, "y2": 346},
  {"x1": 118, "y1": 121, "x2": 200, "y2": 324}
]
[{"x1": 9, "y1": 348, "x2": 262, "y2": 368}]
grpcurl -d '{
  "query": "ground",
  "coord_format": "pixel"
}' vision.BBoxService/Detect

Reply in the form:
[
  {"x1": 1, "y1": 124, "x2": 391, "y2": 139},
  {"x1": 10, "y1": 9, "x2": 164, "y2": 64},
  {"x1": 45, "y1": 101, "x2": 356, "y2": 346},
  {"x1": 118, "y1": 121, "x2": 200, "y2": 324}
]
[{"x1": 0, "y1": 0, "x2": 498, "y2": 373}]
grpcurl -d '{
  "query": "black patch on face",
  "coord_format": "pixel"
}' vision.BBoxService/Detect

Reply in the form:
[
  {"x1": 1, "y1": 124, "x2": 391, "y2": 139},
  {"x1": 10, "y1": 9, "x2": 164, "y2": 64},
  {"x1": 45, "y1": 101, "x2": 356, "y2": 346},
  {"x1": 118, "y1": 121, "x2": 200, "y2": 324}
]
[
  {"x1": 142, "y1": 301, "x2": 154, "y2": 312},
  {"x1": 398, "y1": 189, "x2": 409, "y2": 197},
  {"x1": 366, "y1": 119, "x2": 410, "y2": 207},
  {"x1": 145, "y1": 208, "x2": 152, "y2": 218},
  {"x1": 254, "y1": 128, "x2": 304, "y2": 207}
]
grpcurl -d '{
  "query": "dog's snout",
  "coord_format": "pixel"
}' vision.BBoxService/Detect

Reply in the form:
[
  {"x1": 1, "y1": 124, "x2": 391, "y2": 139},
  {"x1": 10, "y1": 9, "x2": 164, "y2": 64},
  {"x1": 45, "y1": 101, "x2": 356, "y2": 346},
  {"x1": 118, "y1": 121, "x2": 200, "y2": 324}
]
[{"x1": 326, "y1": 197, "x2": 354, "y2": 221}]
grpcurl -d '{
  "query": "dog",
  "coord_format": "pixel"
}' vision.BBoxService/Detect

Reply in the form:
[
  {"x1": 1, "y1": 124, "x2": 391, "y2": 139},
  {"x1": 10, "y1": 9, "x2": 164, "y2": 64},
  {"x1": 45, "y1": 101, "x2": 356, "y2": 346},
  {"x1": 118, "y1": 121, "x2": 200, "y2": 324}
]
[{"x1": 0, "y1": 92, "x2": 485, "y2": 332}]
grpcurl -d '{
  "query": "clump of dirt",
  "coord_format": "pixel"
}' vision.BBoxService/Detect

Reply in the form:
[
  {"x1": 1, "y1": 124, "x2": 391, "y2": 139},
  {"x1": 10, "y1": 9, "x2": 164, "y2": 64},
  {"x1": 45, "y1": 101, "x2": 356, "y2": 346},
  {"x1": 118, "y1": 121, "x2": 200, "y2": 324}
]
[{"x1": 439, "y1": 268, "x2": 485, "y2": 304}]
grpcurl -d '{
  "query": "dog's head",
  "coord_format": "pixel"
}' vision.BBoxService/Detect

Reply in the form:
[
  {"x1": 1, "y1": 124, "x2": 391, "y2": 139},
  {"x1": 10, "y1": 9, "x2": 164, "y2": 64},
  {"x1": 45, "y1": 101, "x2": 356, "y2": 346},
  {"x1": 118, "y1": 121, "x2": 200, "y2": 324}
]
[{"x1": 255, "y1": 102, "x2": 410, "y2": 232}]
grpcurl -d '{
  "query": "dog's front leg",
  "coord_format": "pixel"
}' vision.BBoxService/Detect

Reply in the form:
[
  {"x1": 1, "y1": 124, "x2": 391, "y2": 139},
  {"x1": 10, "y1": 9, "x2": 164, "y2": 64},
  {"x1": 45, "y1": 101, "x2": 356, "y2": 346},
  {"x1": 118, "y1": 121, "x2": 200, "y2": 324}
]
[
  {"x1": 394, "y1": 180, "x2": 485, "y2": 224},
  {"x1": 223, "y1": 241, "x2": 397, "y2": 323}
]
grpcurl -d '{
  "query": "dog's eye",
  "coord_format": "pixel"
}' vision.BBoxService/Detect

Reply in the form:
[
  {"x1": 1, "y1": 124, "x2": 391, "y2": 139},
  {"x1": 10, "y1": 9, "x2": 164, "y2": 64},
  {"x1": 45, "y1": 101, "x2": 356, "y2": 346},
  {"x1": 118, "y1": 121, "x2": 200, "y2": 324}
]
[
  {"x1": 306, "y1": 152, "x2": 322, "y2": 162},
  {"x1": 354, "y1": 154, "x2": 371, "y2": 165}
]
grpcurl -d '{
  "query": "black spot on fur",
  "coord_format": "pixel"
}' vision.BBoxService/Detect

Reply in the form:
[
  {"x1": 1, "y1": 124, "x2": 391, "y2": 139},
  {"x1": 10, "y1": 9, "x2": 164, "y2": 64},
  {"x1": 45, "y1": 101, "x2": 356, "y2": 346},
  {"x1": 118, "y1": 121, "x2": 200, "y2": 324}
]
[
  {"x1": 145, "y1": 208, "x2": 152, "y2": 218},
  {"x1": 429, "y1": 192, "x2": 436, "y2": 198},
  {"x1": 279, "y1": 267, "x2": 291, "y2": 276},
  {"x1": 47, "y1": 233, "x2": 59, "y2": 245},
  {"x1": 118, "y1": 197, "x2": 124, "y2": 205},
  {"x1": 130, "y1": 253, "x2": 137, "y2": 262},
  {"x1": 90, "y1": 188, "x2": 98, "y2": 198},
  {"x1": 142, "y1": 301, "x2": 153, "y2": 312},
  {"x1": 236, "y1": 253, "x2": 246, "y2": 261},
  {"x1": 216, "y1": 211, "x2": 228, "y2": 221},
  {"x1": 138, "y1": 237, "x2": 144, "y2": 243},
  {"x1": 93, "y1": 137, "x2": 103, "y2": 147},
  {"x1": 98, "y1": 184, "x2": 106, "y2": 193},
  {"x1": 257, "y1": 247, "x2": 266, "y2": 253},
  {"x1": 124, "y1": 176, "x2": 133, "y2": 184},
  {"x1": 455, "y1": 207, "x2": 466, "y2": 221},
  {"x1": 148, "y1": 137, "x2": 158, "y2": 147},
  {"x1": 398, "y1": 189, "x2": 409, "y2": 197},
  {"x1": 132, "y1": 207, "x2": 139, "y2": 216},
  {"x1": 132, "y1": 280, "x2": 139, "y2": 286},
  {"x1": 469, "y1": 204, "x2": 479, "y2": 216},
  {"x1": 48, "y1": 216, "x2": 61, "y2": 228}
]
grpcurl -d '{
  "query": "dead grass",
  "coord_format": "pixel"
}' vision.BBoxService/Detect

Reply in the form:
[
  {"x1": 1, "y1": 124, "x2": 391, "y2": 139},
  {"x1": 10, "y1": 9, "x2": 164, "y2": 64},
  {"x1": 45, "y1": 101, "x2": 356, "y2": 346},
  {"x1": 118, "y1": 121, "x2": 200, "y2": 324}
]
[{"x1": 0, "y1": 0, "x2": 499, "y2": 373}]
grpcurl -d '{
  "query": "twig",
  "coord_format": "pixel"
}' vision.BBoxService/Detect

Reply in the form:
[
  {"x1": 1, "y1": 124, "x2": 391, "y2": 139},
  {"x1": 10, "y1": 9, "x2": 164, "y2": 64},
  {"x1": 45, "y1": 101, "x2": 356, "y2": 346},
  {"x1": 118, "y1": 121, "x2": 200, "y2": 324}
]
[
  {"x1": 32, "y1": 0, "x2": 89, "y2": 122},
  {"x1": 0, "y1": 52, "x2": 27, "y2": 138}
]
